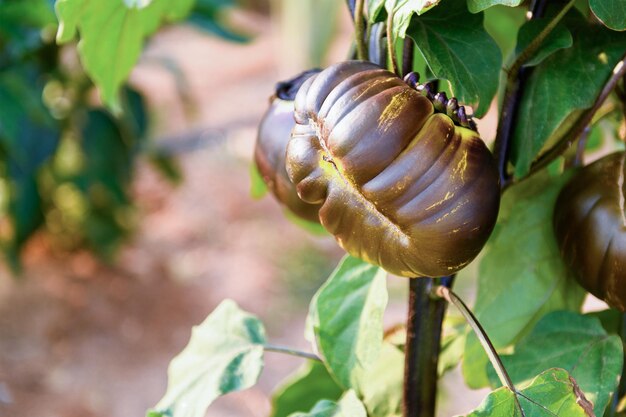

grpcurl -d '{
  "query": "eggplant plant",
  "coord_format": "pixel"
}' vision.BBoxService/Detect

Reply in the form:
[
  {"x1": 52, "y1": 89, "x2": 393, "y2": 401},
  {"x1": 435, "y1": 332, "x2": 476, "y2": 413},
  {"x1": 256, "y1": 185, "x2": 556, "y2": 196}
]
[{"x1": 148, "y1": 1, "x2": 626, "y2": 416}]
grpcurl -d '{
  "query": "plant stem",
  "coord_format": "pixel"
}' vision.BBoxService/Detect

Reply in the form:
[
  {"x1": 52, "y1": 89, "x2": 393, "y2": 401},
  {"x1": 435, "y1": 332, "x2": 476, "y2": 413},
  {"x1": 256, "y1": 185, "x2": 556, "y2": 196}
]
[
  {"x1": 435, "y1": 286, "x2": 525, "y2": 417},
  {"x1": 263, "y1": 344, "x2": 322, "y2": 362},
  {"x1": 402, "y1": 37, "x2": 414, "y2": 78},
  {"x1": 492, "y1": 0, "x2": 550, "y2": 188},
  {"x1": 354, "y1": 0, "x2": 368, "y2": 61},
  {"x1": 403, "y1": 275, "x2": 454, "y2": 417},
  {"x1": 527, "y1": 54, "x2": 626, "y2": 177},
  {"x1": 507, "y1": 0, "x2": 576, "y2": 86},
  {"x1": 386, "y1": 11, "x2": 399, "y2": 75}
]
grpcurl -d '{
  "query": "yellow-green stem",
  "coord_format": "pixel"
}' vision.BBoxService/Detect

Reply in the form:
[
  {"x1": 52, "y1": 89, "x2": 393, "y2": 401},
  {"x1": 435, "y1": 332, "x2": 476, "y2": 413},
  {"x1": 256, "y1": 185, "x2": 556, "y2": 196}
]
[{"x1": 354, "y1": 0, "x2": 368, "y2": 61}]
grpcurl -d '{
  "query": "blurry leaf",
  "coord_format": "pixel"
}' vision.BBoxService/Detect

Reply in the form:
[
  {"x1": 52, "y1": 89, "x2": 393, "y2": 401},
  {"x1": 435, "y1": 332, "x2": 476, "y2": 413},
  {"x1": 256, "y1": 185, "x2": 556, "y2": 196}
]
[
  {"x1": 80, "y1": 110, "x2": 131, "y2": 201},
  {"x1": 0, "y1": 0, "x2": 56, "y2": 35},
  {"x1": 0, "y1": 68, "x2": 60, "y2": 269},
  {"x1": 122, "y1": 87, "x2": 149, "y2": 141},
  {"x1": 487, "y1": 311, "x2": 623, "y2": 416},
  {"x1": 590, "y1": 0, "x2": 626, "y2": 31},
  {"x1": 271, "y1": 361, "x2": 343, "y2": 417},
  {"x1": 308, "y1": 255, "x2": 388, "y2": 389},
  {"x1": 148, "y1": 300, "x2": 266, "y2": 417},
  {"x1": 149, "y1": 154, "x2": 183, "y2": 184},
  {"x1": 516, "y1": 19, "x2": 572, "y2": 67},
  {"x1": 585, "y1": 122, "x2": 603, "y2": 151},
  {"x1": 78, "y1": 109, "x2": 133, "y2": 257},
  {"x1": 510, "y1": 11, "x2": 626, "y2": 177},
  {"x1": 250, "y1": 162, "x2": 268, "y2": 199},
  {"x1": 463, "y1": 171, "x2": 586, "y2": 388},
  {"x1": 55, "y1": 0, "x2": 195, "y2": 109},
  {"x1": 289, "y1": 390, "x2": 367, "y2": 417},
  {"x1": 467, "y1": 0, "x2": 523, "y2": 13},
  {"x1": 438, "y1": 318, "x2": 467, "y2": 376},
  {"x1": 483, "y1": 5, "x2": 526, "y2": 59},
  {"x1": 586, "y1": 309, "x2": 621, "y2": 335},
  {"x1": 463, "y1": 368, "x2": 595, "y2": 417},
  {"x1": 283, "y1": 210, "x2": 327, "y2": 236},
  {"x1": 187, "y1": 0, "x2": 249, "y2": 43},
  {"x1": 462, "y1": 334, "x2": 491, "y2": 388},
  {"x1": 384, "y1": 0, "x2": 443, "y2": 39},
  {"x1": 187, "y1": 14, "x2": 248, "y2": 42},
  {"x1": 354, "y1": 342, "x2": 404, "y2": 417},
  {"x1": 406, "y1": 0, "x2": 501, "y2": 117}
]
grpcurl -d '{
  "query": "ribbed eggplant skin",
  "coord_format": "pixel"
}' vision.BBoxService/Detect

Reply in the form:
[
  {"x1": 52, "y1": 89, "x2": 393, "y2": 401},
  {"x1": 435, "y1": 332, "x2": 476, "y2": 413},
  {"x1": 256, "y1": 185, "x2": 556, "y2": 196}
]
[
  {"x1": 286, "y1": 61, "x2": 500, "y2": 278},
  {"x1": 255, "y1": 97, "x2": 322, "y2": 223},
  {"x1": 554, "y1": 152, "x2": 626, "y2": 311}
]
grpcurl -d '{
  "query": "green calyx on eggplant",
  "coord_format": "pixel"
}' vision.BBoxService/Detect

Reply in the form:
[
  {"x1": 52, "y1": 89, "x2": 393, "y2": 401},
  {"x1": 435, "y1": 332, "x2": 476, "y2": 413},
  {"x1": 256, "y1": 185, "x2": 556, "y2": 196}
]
[
  {"x1": 254, "y1": 69, "x2": 323, "y2": 223},
  {"x1": 554, "y1": 151, "x2": 626, "y2": 311},
  {"x1": 287, "y1": 60, "x2": 500, "y2": 278}
]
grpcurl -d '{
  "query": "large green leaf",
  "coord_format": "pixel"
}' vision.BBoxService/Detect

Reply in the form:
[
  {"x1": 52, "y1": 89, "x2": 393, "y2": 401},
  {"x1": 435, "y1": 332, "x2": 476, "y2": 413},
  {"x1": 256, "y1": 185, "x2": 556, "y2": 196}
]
[
  {"x1": 463, "y1": 171, "x2": 586, "y2": 388},
  {"x1": 289, "y1": 391, "x2": 367, "y2": 417},
  {"x1": 354, "y1": 342, "x2": 404, "y2": 417},
  {"x1": 55, "y1": 0, "x2": 194, "y2": 109},
  {"x1": 405, "y1": 0, "x2": 501, "y2": 117},
  {"x1": 466, "y1": 0, "x2": 523, "y2": 13},
  {"x1": 147, "y1": 300, "x2": 266, "y2": 417},
  {"x1": 487, "y1": 311, "x2": 623, "y2": 417},
  {"x1": 307, "y1": 255, "x2": 388, "y2": 390},
  {"x1": 463, "y1": 368, "x2": 595, "y2": 417},
  {"x1": 590, "y1": 0, "x2": 626, "y2": 31},
  {"x1": 515, "y1": 19, "x2": 572, "y2": 67},
  {"x1": 510, "y1": 12, "x2": 626, "y2": 177},
  {"x1": 271, "y1": 361, "x2": 343, "y2": 417}
]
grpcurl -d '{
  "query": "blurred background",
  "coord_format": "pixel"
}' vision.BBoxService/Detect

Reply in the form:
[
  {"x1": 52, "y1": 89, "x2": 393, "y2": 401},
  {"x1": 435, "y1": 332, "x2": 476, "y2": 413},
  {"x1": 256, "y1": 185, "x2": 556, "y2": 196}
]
[{"x1": 0, "y1": 1, "x2": 504, "y2": 416}]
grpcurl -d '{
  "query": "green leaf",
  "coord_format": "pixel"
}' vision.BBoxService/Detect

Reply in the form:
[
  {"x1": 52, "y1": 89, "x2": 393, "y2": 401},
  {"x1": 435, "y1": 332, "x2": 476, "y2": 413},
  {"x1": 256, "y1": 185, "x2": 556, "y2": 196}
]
[
  {"x1": 463, "y1": 368, "x2": 595, "y2": 417},
  {"x1": 384, "y1": 0, "x2": 443, "y2": 38},
  {"x1": 483, "y1": 5, "x2": 527, "y2": 59},
  {"x1": 354, "y1": 342, "x2": 404, "y2": 417},
  {"x1": 438, "y1": 317, "x2": 467, "y2": 376},
  {"x1": 0, "y1": 68, "x2": 60, "y2": 270},
  {"x1": 405, "y1": 0, "x2": 502, "y2": 117},
  {"x1": 283, "y1": 210, "x2": 328, "y2": 236},
  {"x1": 147, "y1": 300, "x2": 266, "y2": 417},
  {"x1": 55, "y1": 0, "x2": 194, "y2": 109},
  {"x1": 590, "y1": 0, "x2": 626, "y2": 31},
  {"x1": 487, "y1": 311, "x2": 623, "y2": 416},
  {"x1": 0, "y1": 0, "x2": 56, "y2": 31},
  {"x1": 289, "y1": 390, "x2": 367, "y2": 417},
  {"x1": 510, "y1": 12, "x2": 626, "y2": 177},
  {"x1": 516, "y1": 19, "x2": 573, "y2": 67},
  {"x1": 586, "y1": 309, "x2": 622, "y2": 335},
  {"x1": 463, "y1": 171, "x2": 586, "y2": 388},
  {"x1": 467, "y1": 0, "x2": 523, "y2": 14},
  {"x1": 271, "y1": 361, "x2": 343, "y2": 417},
  {"x1": 368, "y1": 0, "x2": 386, "y2": 23},
  {"x1": 307, "y1": 255, "x2": 388, "y2": 390},
  {"x1": 78, "y1": 109, "x2": 133, "y2": 258},
  {"x1": 187, "y1": 0, "x2": 249, "y2": 43}
]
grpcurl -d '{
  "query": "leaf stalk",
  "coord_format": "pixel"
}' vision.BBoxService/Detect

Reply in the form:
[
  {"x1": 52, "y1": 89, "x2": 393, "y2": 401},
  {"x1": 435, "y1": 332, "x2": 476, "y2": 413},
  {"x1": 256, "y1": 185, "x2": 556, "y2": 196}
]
[{"x1": 263, "y1": 345, "x2": 322, "y2": 362}]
